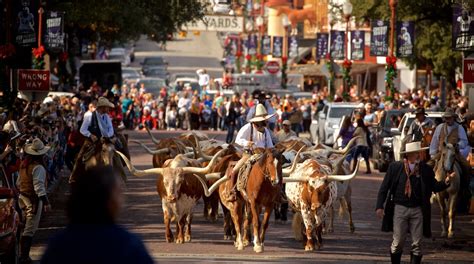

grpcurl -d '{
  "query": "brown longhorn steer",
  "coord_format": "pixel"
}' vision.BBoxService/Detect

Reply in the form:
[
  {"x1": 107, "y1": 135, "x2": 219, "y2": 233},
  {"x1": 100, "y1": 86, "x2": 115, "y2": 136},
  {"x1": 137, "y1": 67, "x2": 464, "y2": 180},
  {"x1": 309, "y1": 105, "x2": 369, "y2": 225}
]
[
  {"x1": 195, "y1": 147, "x2": 302, "y2": 253},
  {"x1": 116, "y1": 149, "x2": 224, "y2": 243},
  {"x1": 285, "y1": 158, "x2": 361, "y2": 251}
]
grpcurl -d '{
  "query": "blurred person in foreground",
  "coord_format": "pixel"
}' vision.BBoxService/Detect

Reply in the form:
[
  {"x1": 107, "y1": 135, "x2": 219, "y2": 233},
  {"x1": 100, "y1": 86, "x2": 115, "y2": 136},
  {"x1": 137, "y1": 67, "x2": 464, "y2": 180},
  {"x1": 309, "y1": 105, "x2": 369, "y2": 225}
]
[{"x1": 41, "y1": 166, "x2": 154, "y2": 264}]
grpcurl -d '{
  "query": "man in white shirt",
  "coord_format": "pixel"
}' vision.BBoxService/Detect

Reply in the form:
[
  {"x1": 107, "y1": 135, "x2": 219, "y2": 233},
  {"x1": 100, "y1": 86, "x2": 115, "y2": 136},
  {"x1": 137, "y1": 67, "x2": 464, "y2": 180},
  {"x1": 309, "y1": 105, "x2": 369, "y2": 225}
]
[
  {"x1": 228, "y1": 104, "x2": 275, "y2": 202},
  {"x1": 80, "y1": 97, "x2": 115, "y2": 141},
  {"x1": 197, "y1": 69, "x2": 210, "y2": 90}
]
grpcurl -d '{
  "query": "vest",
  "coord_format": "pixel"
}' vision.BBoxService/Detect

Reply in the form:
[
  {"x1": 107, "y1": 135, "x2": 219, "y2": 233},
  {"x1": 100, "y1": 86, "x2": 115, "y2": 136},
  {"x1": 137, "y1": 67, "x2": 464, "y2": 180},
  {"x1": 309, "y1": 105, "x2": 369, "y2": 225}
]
[
  {"x1": 438, "y1": 123, "x2": 459, "y2": 152},
  {"x1": 19, "y1": 161, "x2": 41, "y2": 201},
  {"x1": 88, "y1": 111, "x2": 101, "y2": 138}
]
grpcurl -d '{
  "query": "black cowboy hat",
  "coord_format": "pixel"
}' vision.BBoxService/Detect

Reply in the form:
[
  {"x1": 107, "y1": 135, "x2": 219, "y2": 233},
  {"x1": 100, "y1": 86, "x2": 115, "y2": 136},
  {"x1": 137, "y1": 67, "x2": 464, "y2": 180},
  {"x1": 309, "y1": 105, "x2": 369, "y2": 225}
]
[{"x1": 413, "y1": 107, "x2": 427, "y2": 116}]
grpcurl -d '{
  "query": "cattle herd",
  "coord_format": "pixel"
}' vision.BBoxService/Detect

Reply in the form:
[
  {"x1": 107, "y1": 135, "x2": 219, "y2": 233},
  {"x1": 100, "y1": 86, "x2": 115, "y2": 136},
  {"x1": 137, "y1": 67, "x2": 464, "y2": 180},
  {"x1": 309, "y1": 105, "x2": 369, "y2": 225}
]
[{"x1": 115, "y1": 128, "x2": 362, "y2": 253}]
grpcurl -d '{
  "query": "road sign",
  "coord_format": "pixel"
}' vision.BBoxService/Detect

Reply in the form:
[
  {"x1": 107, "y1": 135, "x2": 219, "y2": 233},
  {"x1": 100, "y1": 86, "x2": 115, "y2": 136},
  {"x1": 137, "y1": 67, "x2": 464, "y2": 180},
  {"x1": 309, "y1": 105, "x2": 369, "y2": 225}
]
[
  {"x1": 17, "y1": 69, "x2": 50, "y2": 91},
  {"x1": 184, "y1": 15, "x2": 244, "y2": 33},
  {"x1": 265, "y1": 61, "x2": 280, "y2": 74},
  {"x1": 463, "y1": 58, "x2": 474, "y2": 84}
]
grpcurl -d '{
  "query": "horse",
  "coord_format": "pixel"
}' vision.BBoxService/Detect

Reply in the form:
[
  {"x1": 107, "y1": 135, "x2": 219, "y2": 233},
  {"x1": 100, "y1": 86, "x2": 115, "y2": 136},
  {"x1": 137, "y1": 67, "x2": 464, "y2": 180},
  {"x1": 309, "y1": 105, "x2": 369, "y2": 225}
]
[
  {"x1": 433, "y1": 143, "x2": 461, "y2": 238},
  {"x1": 195, "y1": 148, "x2": 301, "y2": 253},
  {"x1": 420, "y1": 127, "x2": 435, "y2": 162}
]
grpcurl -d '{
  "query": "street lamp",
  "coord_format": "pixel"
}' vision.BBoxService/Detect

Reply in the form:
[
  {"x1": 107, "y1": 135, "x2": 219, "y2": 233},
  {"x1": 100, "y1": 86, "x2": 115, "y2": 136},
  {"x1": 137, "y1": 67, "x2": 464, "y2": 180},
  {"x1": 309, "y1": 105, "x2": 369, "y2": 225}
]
[
  {"x1": 327, "y1": 11, "x2": 336, "y2": 99},
  {"x1": 342, "y1": 0, "x2": 353, "y2": 96},
  {"x1": 281, "y1": 14, "x2": 290, "y2": 89}
]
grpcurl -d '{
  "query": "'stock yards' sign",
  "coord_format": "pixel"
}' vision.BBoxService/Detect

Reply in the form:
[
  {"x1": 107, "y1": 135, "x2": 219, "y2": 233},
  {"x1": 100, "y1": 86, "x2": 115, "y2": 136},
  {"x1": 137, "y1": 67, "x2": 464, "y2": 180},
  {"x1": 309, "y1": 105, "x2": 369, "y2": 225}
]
[
  {"x1": 185, "y1": 15, "x2": 244, "y2": 32},
  {"x1": 18, "y1": 69, "x2": 50, "y2": 91}
]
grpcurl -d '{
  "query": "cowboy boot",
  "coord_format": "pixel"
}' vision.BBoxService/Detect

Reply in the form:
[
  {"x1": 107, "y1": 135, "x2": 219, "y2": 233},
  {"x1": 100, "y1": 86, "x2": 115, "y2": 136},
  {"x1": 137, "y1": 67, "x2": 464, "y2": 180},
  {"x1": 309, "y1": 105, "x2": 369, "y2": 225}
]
[
  {"x1": 20, "y1": 236, "x2": 33, "y2": 264},
  {"x1": 410, "y1": 253, "x2": 422, "y2": 264},
  {"x1": 390, "y1": 252, "x2": 402, "y2": 264}
]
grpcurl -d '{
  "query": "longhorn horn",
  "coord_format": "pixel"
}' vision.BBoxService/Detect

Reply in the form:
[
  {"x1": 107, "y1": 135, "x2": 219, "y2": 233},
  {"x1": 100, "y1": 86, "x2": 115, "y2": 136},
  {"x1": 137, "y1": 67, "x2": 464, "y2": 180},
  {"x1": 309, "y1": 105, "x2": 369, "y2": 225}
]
[
  {"x1": 337, "y1": 136, "x2": 361, "y2": 154},
  {"x1": 204, "y1": 172, "x2": 222, "y2": 180},
  {"x1": 183, "y1": 152, "x2": 195, "y2": 158},
  {"x1": 282, "y1": 176, "x2": 309, "y2": 183},
  {"x1": 326, "y1": 158, "x2": 362, "y2": 182},
  {"x1": 282, "y1": 146, "x2": 304, "y2": 176},
  {"x1": 193, "y1": 174, "x2": 229, "y2": 197},
  {"x1": 145, "y1": 126, "x2": 160, "y2": 144},
  {"x1": 181, "y1": 149, "x2": 226, "y2": 175},
  {"x1": 194, "y1": 137, "x2": 214, "y2": 161},
  {"x1": 115, "y1": 150, "x2": 164, "y2": 177},
  {"x1": 131, "y1": 140, "x2": 170, "y2": 155},
  {"x1": 331, "y1": 146, "x2": 355, "y2": 174}
]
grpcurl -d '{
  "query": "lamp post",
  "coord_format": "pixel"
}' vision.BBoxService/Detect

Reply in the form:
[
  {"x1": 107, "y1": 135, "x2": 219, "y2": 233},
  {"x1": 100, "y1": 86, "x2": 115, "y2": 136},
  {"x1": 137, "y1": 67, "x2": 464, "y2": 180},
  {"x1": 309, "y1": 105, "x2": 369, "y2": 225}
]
[
  {"x1": 281, "y1": 14, "x2": 290, "y2": 89},
  {"x1": 389, "y1": 0, "x2": 398, "y2": 57},
  {"x1": 342, "y1": 0, "x2": 353, "y2": 96},
  {"x1": 327, "y1": 11, "x2": 336, "y2": 99},
  {"x1": 386, "y1": 0, "x2": 398, "y2": 100}
]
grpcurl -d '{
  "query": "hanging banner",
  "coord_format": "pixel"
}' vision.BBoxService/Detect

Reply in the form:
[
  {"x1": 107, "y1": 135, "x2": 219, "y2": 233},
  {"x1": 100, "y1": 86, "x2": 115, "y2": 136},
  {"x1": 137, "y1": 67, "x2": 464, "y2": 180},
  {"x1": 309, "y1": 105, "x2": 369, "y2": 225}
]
[
  {"x1": 272, "y1": 36, "x2": 283, "y2": 58},
  {"x1": 45, "y1": 11, "x2": 65, "y2": 50},
  {"x1": 351, "y1": 30, "x2": 365, "y2": 60},
  {"x1": 396, "y1": 21, "x2": 415, "y2": 58},
  {"x1": 288, "y1": 36, "x2": 298, "y2": 58},
  {"x1": 14, "y1": 0, "x2": 38, "y2": 46},
  {"x1": 246, "y1": 34, "x2": 258, "y2": 55},
  {"x1": 316, "y1": 33, "x2": 329, "y2": 59},
  {"x1": 330, "y1": 31, "x2": 345, "y2": 60},
  {"x1": 370, "y1": 20, "x2": 389, "y2": 56},
  {"x1": 452, "y1": 4, "x2": 474, "y2": 51},
  {"x1": 261, "y1": 35, "x2": 271, "y2": 55}
]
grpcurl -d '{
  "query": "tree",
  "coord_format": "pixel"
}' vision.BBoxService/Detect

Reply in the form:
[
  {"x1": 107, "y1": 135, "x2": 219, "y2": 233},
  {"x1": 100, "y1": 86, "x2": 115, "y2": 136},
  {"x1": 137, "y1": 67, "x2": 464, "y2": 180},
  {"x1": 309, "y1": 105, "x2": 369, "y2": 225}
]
[{"x1": 351, "y1": 0, "x2": 474, "y2": 83}]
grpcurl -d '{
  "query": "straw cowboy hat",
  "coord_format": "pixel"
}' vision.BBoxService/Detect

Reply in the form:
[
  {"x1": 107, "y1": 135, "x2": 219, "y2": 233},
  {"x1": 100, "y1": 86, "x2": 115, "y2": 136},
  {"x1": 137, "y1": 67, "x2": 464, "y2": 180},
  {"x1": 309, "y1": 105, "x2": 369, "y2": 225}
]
[
  {"x1": 2, "y1": 120, "x2": 22, "y2": 140},
  {"x1": 400, "y1": 141, "x2": 429, "y2": 154},
  {"x1": 413, "y1": 107, "x2": 427, "y2": 116},
  {"x1": 249, "y1": 104, "x2": 276, "y2": 123},
  {"x1": 282, "y1": 120, "x2": 291, "y2": 126},
  {"x1": 24, "y1": 138, "x2": 50, "y2": 156},
  {"x1": 442, "y1": 108, "x2": 457, "y2": 118},
  {"x1": 97, "y1": 97, "x2": 114, "y2": 108}
]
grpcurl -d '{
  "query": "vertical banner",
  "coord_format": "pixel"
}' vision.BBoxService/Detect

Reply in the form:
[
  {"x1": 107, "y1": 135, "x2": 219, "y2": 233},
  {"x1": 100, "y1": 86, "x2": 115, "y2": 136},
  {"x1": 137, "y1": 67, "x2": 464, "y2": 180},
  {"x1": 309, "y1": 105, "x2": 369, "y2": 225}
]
[
  {"x1": 45, "y1": 11, "x2": 65, "y2": 50},
  {"x1": 316, "y1": 33, "x2": 329, "y2": 59},
  {"x1": 261, "y1": 35, "x2": 271, "y2": 55},
  {"x1": 330, "y1": 31, "x2": 345, "y2": 60},
  {"x1": 370, "y1": 20, "x2": 389, "y2": 56},
  {"x1": 288, "y1": 36, "x2": 298, "y2": 58},
  {"x1": 452, "y1": 4, "x2": 474, "y2": 51},
  {"x1": 272, "y1": 36, "x2": 283, "y2": 58},
  {"x1": 246, "y1": 34, "x2": 257, "y2": 55},
  {"x1": 351, "y1": 30, "x2": 365, "y2": 60},
  {"x1": 15, "y1": 0, "x2": 38, "y2": 46},
  {"x1": 396, "y1": 21, "x2": 415, "y2": 58}
]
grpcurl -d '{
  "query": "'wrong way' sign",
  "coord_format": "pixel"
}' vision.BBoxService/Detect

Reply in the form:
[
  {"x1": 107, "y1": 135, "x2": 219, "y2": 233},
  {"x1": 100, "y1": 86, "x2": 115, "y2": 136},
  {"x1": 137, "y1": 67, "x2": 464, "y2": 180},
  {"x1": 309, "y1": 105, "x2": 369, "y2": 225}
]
[{"x1": 463, "y1": 58, "x2": 474, "y2": 84}]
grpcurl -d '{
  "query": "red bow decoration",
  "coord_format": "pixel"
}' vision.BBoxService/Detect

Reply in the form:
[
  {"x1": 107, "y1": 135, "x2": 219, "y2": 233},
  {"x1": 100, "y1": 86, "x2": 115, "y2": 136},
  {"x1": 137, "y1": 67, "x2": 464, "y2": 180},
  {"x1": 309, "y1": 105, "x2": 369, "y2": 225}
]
[
  {"x1": 281, "y1": 56, "x2": 288, "y2": 64},
  {"x1": 245, "y1": 54, "x2": 252, "y2": 60},
  {"x1": 256, "y1": 54, "x2": 263, "y2": 60},
  {"x1": 386, "y1": 55, "x2": 397, "y2": 66},
  {"x1": 236, "y1": 51, "x2": 243, "y2": 57},
  {"x1": 32, "y1": 45, "x2": 45, "y2": 59},
  {"x1": 342, "y1": 59, "x2": 352, "y2": 69}
]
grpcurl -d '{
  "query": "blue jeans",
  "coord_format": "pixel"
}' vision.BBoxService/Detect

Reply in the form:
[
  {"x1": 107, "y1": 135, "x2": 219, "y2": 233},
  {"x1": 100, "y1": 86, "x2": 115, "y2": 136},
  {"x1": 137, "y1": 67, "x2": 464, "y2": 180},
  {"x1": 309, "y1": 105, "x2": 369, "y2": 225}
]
[{"x1": 226, "y1": 124, "x2": 235, "y2": 143}]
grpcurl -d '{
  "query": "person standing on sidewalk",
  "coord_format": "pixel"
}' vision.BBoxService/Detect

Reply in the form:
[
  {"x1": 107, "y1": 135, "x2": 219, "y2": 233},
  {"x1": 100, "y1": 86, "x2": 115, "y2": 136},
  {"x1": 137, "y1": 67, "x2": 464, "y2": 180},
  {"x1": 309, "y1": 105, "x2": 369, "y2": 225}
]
[
  {"x1": 18, "y1": 138, "x2": 52, "y2": 264},
  {"x1": 375, "y1": 141, "x2": 453, "y2": 264}
]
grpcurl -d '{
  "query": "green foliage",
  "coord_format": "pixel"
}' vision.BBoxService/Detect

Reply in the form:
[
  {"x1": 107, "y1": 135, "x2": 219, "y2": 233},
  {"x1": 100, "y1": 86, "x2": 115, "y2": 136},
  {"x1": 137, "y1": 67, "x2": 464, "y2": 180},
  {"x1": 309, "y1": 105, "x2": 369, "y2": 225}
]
[
  {"x1": 351, "y1": 0, "x2": 470, "y2": 82},
  {"x1": 48, "y1": 0, "x2": 207, "y2": 43}
]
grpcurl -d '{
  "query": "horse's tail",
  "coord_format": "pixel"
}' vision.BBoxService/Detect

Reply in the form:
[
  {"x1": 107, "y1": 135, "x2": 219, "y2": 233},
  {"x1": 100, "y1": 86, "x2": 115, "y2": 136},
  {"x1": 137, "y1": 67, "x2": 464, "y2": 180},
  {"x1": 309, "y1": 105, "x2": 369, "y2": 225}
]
[
  {"x1": 338, "y1": 198, "x2": 349, "y2": 219},
  {"x1": 292, "y1": 212, "x2": 304, "y2": 241}
]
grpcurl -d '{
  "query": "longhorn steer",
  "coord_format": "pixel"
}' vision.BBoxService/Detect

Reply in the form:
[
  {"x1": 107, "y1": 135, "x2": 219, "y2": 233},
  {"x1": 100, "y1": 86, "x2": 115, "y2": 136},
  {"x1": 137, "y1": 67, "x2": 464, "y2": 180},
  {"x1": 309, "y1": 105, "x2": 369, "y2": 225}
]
[
  {"x1": 284, "y1": 158, "x2": 361, "y2": 251},
  {"x1": 116, "y1": 149, "x2": 224, "y2": 243}
]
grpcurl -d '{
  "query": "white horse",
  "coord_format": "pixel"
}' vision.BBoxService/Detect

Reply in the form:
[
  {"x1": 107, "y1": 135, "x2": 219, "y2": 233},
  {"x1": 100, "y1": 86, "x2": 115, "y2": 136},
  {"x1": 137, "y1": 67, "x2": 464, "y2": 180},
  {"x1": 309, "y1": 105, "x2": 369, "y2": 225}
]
[{"x1": 433, "y1": 143, "x2": 461, "y2": 238}]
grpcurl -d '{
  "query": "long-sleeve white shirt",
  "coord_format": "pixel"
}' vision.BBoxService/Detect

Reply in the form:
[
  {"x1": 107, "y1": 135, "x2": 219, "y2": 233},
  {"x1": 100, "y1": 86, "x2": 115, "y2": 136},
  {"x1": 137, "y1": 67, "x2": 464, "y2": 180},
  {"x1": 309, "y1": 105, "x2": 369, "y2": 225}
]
[
  {"x1": 429, "y1": 123, "x2": 471, "y2": 158},
  {"x1": 80, "y1": 111, "x2": 114, "y2": 138},
  {"x1": 235, "y1": 123, "x2": 273, "y2": 149}
]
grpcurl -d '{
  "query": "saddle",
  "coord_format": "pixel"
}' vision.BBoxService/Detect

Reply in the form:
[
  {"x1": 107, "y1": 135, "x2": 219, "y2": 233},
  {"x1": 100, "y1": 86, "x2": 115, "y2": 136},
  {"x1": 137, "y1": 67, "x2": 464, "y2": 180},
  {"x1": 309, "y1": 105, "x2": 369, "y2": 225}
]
[{"x1": 236, "y1": 154, "x2": 262, "y2": 193}]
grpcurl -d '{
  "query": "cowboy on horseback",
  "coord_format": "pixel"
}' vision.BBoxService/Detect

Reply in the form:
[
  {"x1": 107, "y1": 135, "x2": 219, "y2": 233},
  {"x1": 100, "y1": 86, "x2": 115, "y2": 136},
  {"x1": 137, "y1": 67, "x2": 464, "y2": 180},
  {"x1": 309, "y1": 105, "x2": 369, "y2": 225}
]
[
  {"x1": 227, "y1": 104, "x2": 275, "y2": 202},
  {"x1": 407, "y1": 107, "x2": 435, "y2": 142},
  {"x1": 429, "y1": 108, "x2": 472, "y2": 211}
]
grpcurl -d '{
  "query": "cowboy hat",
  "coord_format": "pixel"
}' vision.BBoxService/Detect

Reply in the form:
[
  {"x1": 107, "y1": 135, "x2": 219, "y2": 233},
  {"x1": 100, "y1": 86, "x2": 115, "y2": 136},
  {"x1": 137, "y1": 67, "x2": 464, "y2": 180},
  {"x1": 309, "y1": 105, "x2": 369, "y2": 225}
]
[
  {"x1": 24, "y1": 138, "x2": 50, "y2": 156},
  {"x1": 2, "y1": 120, "x2": 22, "y2": 140},
  {"x1": 37, "y1": 106, "x2": 49, "y2": 116},
  {"x1": 282, "y1": 120, "x2": 291, "y2": 126},
  {"x1": 442, "y1": 108, "x2": 457, "y2": 118},
  {"x1": 413, "y1": 107, "x2": 427, "y2": 116},
  {"x1": 400, "y1": 141, "x2": 429, "y2": 154},
  {"x1": 97, "y1": 97, "x2": 114, "y2": 108},
  {"x1": 249, "y1": 104, "x2": 276, "y2": 123}
]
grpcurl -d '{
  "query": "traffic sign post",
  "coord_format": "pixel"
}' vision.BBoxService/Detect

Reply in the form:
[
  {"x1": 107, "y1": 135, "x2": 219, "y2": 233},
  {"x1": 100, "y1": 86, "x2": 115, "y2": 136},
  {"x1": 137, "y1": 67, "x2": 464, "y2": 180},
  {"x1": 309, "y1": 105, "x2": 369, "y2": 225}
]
[
  {"x1": 462, "y1": 58, "x2": 474, "y2": 84},
  {"x1": 265, "y1": 61, "x2": 280, "y2": 74}
]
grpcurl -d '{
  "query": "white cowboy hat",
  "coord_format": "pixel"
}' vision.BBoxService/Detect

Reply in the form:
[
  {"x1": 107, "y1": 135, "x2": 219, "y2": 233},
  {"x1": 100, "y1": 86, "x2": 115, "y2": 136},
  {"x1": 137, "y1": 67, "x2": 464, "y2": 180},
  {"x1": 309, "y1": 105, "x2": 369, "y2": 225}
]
[
  {"x1": 37, "y1": 106, "x2": 49, "y2": 116},
  {"x1": 249, "y1": 104, "x2": 276, "y2": 123},
  {"x1": 3, "y1": 120, "x2": 22, "y2": 140},
  {"x1": 97, "y1": 97, "x2": 114, "y2": 108},
  {"x1": 24, "y1": 138, "x2": 50, "y2": 156},
  {"x1": 400, "y1": 141, "x2": 429, "y2": 154}
]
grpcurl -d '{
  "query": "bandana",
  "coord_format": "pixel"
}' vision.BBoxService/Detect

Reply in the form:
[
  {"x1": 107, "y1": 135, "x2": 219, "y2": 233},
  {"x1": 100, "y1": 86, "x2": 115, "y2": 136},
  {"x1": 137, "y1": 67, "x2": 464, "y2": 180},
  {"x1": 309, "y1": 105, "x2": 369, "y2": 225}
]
[{"x1": 403, "y1": 159, "x2": 419, "y2": 198}]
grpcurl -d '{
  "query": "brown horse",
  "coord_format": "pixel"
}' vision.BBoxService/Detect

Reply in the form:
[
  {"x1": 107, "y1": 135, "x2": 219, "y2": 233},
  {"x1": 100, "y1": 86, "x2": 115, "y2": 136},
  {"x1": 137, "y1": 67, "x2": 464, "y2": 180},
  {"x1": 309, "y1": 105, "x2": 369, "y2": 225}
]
[
  {"x1": 195, "y1": 148, "x2": 302, "y2": 253},
  {"x1": 420, "y1": 127, "x2": 435, "y2": 161}
]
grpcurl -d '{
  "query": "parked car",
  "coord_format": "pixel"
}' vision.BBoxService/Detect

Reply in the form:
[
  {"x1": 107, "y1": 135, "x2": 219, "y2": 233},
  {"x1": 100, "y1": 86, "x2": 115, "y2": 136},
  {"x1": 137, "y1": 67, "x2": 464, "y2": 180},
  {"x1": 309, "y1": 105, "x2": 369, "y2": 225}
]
[
  {"x1": 212, "y1": 0, "x2": 231, "y2": 14},
  {"x1": 170, "y1": 73, "x2": 198, "y2": 87},
  {"x1": 112, "y1": 41, "x2": 135, "y2": 62},
  {"x1": 141, "y1": 57, "x2": 168, "y2": 75},
  {"x1": 317, "y1": 102, "x2": 359, "y2": 145},
  {"x1": 0, "y1": 164, "x2": 20, "y2": 263},
  {"x1": 137, "y1": 77, "x2": 168, "y2": 97},
  {"x1": 122, "y1": 67, "x2": 141, "y2": 84},
  {"x1": 108, "y1": 48, "x2": 131, "y2": 67},
  {"x1": 372, "y1": 109, "x2": 410, "y2": 172},
  {"x1": 144, "y1": 67, "x2": 170, "y2": 83},
  {"x1": 392, "y1": 111, "x2": 444, "y2": 161}
]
